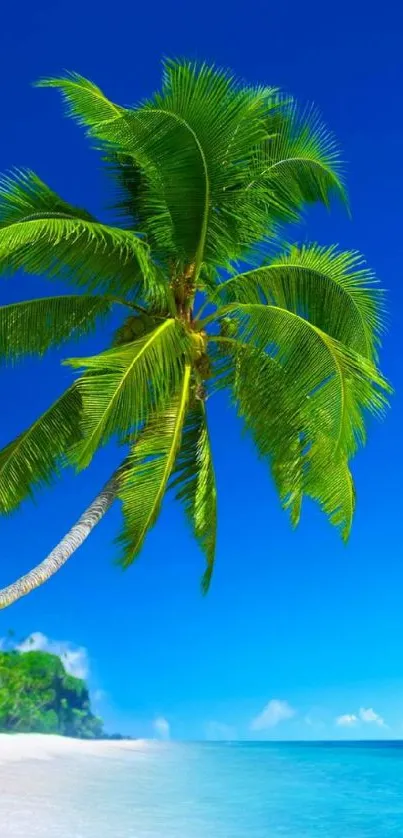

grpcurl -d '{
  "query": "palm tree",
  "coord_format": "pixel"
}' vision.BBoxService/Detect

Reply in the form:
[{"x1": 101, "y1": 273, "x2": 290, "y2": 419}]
[{"x1": 0, "y1": 60, "x2": 388, "y2": 609}]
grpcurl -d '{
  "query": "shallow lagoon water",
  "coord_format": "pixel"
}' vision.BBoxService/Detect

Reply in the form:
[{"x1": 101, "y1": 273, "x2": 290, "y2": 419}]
[{"x1": 1, "y1": 739, "x2": 403, "y2": 836}]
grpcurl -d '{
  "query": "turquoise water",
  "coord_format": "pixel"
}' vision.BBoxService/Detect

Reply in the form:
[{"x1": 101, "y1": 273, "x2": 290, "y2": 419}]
[{"x1": 2, "y1": 741, "x2": 403, "y2": 836}]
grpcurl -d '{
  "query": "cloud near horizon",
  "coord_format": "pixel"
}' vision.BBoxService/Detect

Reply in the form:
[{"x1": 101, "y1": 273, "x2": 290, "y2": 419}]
[
  {"x1": 250, "y1": 699, "x2": 296, "y2": 731},
  {"x1": 12, "y1": 632, "x2": 89, "y2": 680},
  {"x1": 153, "y1": 716, "x2": 170, "y2": 740},
  {"x1": 359, "y1": 707, "x2": 386, "y2": 727},
  {"x1": 336, "y1": 707, "x2": 386, "y2": 728},
  {"x1": 336, "y1": 713, "x2": 358, "y2": 727}
]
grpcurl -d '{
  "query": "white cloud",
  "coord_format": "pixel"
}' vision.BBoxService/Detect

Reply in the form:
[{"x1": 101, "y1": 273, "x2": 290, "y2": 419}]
[
  {"x1": 336, "y1": 707, "x2": 387, "y2": 729},
  {"x1": 153, "y1": 717, "x2": 170, "y2": 740},
  {"x1": 359, "y1": 707, "x2": 386, "y2": 727},
  {"x1": 92, "y1": 689, "x2": 107, "y2": 704},
  {"x1": 205, "y1": 721, "x2": 237, "y2": 741},
  {"x1": 336, "y1": 714, "x2": 358, "y2": 727},
  {"x1": 250, "y1": 699, "x2": 296, "y2": 731},
  {"x1": 16, "y1": 632, "x2": 89, "y2": 679}
]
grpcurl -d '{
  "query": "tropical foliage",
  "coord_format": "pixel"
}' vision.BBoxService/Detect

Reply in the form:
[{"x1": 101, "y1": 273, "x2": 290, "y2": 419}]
[
  {"x1": 0, "y1": 649, "x2": 103, "y2": 737},
  {"x1": 0, "y1": 60, "x2": 388, "y2": 602}
]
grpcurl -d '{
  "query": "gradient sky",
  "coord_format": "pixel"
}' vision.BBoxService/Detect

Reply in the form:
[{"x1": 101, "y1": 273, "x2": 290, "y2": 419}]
[{"x1": 0, "y1": 0, "x2": 402, "y2": 741}]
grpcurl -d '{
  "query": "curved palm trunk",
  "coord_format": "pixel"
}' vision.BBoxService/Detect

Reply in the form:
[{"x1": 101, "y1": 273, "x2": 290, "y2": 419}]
[{"x1": 0, "y1": 469, "x2": 123, "y2": 610}]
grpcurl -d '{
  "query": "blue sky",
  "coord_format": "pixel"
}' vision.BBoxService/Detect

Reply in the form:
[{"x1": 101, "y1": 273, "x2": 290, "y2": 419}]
[{"x1": 1, "y1": 0, "x2": 402, "y2": 741}]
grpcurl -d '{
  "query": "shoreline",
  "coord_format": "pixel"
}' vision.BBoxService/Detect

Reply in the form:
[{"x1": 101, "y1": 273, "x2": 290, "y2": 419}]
[{"x1": 0, "y1": 733, "x2": 150, "y2": 762}]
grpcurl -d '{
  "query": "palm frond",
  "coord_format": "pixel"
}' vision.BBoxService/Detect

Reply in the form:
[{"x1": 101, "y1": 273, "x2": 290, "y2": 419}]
[
  {"x1": 0, "y1": 294, "x2": 121, "y2": 362},
  {"x1": 0, "y1": 170, "x2": 163, "y2": 303},
  {"x1": 225, "y1": 341, "x2": 356, "y2": 537},
  {"x1": 36, "y1": 73, "x2": 123, "y2": 129},
  {"x1": 304, "y1": 437, "x2": 356, "y2": 539},
  {"x1": 215, "y1": 244, "x2": 384, "y2": 360},
  {"x1": 170, "y1": 398, "x2": 217, "y2": 592},
  {"x1": 117, "y1": 365, "x2": 191, "y2": 567},
  {"x1": 257, "y1": 100, "x2": 347, "y2": 220},
  {"x1": 143, "y1": 60, "x2": 275, "y2": 271},
  {"x1": 227, "y1": 345, "x2": 305, "y2": 525},
  {"x1": 210, "y1": 303, "x2": 389, "y2": 460},
  {"x1": 0, "y1": 386, "x2": 82, "y2": 513},
  {"x1": 65, "y1": 318, "x2": 191, "y2": 469},
  {"x1": 0, "y1": 168, "x2": 96, "y2": 226},
  {"x1": 39, "y1": 66, "x2": 285, "y2": 270},
  {"x1": 38, "y1": 66, "x2": 348, "y2": 269}
]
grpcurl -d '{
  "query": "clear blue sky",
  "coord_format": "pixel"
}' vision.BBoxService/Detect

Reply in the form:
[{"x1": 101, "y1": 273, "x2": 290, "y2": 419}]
[{"x1": 1, "y1": 0, "x2": 402, "y2": 741}]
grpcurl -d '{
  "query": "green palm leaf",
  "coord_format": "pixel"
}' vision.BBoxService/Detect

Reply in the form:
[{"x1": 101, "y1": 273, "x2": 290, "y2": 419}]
[
  {"x1": 39, "y1": 66, "x2": 291, "y2": 270},
  {"x1": 226, "y1": 342, "x2": 355, "y2": 538},
  {"x1": 258, "y1": 101, "x2": 347, "y2": 219},
  {"x1": 170, "y1": 399, "x2": 217, "y2": 592},
  {"x1": 0, "y1": 215, "x2": 153, "y2": 297},
  {"x1": 145, "y1": 60, "x2": 275, "y2": 271},
  {"x1": 211, "y1": 303, "x2": 389, "y2": 459},
  {"x1": 36, "y1": 73, "x2": 123, "y2": 130},
  {"x1": 215, "y1": 244, "x2": 384, "y2": 360},
  {"x1": 0, "y1": 168, "x2": 96, "y2": 225},
  {"x1": 0, "y1": 294, "x2": 122, "y2": 362},
  {"x1": 228, "y1": 345, "x2": 305, "y2": 524},
  {"x1": 0, "y1": 170, "x2": 160, "y2": 301},
  {"x1": 0, "y1": 386, "x2": 82, "y2": 512},
  {"x1": 117, "y1": 365, "x2": 192, "y2": 567},
  {"x1": 66, "y1": 318, "x2": 191, "y2": 469},
  {"x1": 304, "y1": 436, "x2": 356, "y2": 539}
]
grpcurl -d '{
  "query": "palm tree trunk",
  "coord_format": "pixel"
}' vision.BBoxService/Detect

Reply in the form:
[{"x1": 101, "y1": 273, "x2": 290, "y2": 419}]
[{"x1": 0, "y1": 469, "x2": 123, "y2": 610}]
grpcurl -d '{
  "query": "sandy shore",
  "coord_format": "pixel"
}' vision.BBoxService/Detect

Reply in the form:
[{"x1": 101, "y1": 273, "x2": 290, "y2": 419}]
[{"x1": 0, "y1": 733, "x2": 149, "y2": 762}]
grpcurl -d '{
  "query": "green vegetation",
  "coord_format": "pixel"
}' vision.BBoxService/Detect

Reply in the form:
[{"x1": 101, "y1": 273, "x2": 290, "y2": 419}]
[
  {"x1": 0, "y1": 650, "x2": 103, "y2": 738},
  {"x1": 0, "y1": 59, "x2": 389, "y2": 609}
]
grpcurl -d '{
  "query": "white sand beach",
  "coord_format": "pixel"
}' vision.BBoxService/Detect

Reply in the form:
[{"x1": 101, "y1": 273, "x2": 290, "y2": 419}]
[
  {"x1": 0, "y1": 733, "x2": 154, "y2": 836},
  {"x1": 0, "y1": 732, "x2": 149, "y2": 762}
]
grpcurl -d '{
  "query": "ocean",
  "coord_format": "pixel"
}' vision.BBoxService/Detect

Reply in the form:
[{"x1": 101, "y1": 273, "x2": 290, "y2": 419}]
[{"x1": 1, "y1": 740, "x2": 403, "y2": 836}]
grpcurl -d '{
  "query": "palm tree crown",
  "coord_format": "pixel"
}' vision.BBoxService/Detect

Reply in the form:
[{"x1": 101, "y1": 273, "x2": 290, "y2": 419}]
[{"x1": 0, "y1": 60, "x2": 389, "y2": 604}]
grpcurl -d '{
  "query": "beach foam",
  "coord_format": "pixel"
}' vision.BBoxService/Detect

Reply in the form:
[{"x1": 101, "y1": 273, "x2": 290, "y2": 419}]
[{"x1": 0, "y1": 733, "x2": 149, "y2": 762}]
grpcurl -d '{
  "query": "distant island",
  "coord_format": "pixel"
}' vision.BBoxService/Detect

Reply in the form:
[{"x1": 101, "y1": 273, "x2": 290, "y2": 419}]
[{"x1": 0, "y1": 648, "x2": 128, "y2": 740}]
